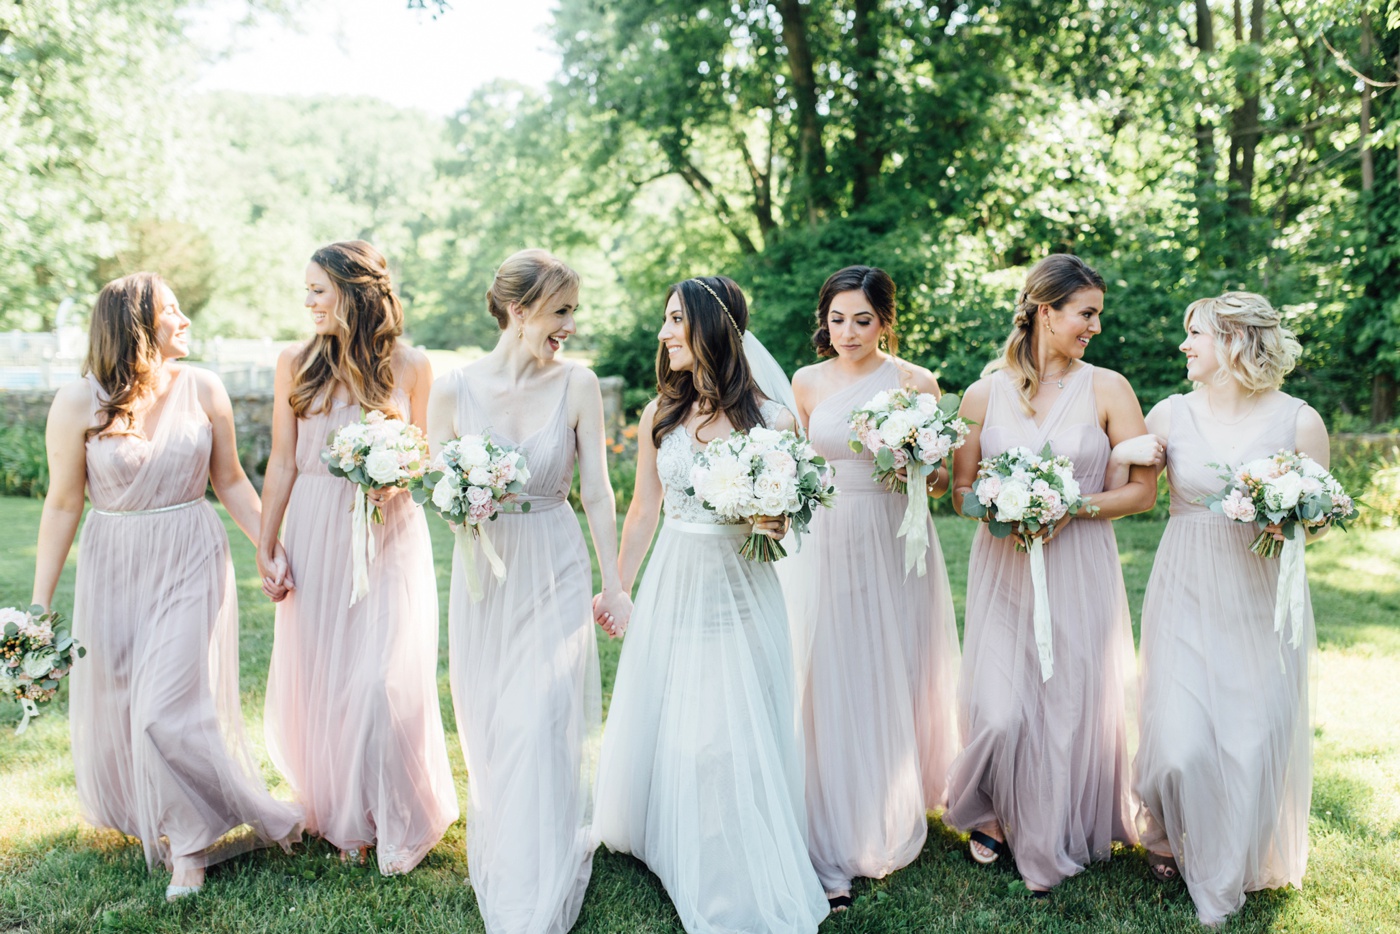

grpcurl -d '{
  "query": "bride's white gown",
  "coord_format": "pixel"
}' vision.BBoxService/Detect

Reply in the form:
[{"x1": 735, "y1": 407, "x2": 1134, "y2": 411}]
[{"x1": 594, "y1": 401, "x2": 829, "y2": 934}]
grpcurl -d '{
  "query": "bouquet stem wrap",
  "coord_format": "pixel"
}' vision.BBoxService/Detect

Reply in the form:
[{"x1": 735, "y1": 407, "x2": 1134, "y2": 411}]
[
  {"x1": 1274, "y1": 534, "x2": 1308, "y2": 655},
  {"x1": 455, "y1": 525, "x2": 507, "y2": 603},
  {"x1": 1028, "y1": 537, "x2": 1054, "y2": 682},
  {"x1": 15, "y1": 697, "x2": 39, "y2": 735},
  {"x1": 896, "y1": 462, "x2": 932, "y2": 577},
  {"x1": 349, "y1": 486, "x2": 377, "y2": 606}
]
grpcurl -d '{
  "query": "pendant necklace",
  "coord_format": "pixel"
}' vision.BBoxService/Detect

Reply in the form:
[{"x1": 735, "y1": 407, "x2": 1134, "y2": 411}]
[{"x1": 1039, "y1": 361, "x2": 1074, "y2": 390}]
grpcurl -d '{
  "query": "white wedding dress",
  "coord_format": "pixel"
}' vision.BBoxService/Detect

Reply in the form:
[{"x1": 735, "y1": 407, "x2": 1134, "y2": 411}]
[{"x1": 594, "y1": 400, "x2": 829, "y2": 934}]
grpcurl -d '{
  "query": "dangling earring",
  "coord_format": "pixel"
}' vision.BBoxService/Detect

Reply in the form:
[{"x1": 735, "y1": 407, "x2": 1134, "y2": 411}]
[
  {"x1": 516, "y1": 318, "x2": 524, "y2": 340},
  {"x1": 878, "y1": 331, "x2": 890, "y2": 352}
]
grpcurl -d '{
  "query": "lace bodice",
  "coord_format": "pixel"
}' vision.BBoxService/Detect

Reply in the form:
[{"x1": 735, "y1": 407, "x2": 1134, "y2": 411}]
[{"x1": 658, "y1": 399, "x2": 787, "y2": 524}]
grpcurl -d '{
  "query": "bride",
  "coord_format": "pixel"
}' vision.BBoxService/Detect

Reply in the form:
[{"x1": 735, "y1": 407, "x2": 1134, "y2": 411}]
[{"x1": 592, "y1": 276, "x2": 828, "y2": 934}]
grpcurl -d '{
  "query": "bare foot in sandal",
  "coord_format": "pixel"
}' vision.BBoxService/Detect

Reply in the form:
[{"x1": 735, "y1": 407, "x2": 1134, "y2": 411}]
[
  {"x1": 969, "y1": 822, "x2": 1007, "y2": 864},
  {"x1": 1147, "y1": 850, "x2": 1179, "y2": 882}
]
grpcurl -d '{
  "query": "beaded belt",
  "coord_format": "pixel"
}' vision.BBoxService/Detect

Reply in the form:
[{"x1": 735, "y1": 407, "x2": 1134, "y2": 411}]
[{"x1": 90, "y1": 498, "x2": 205, "y2": 517}]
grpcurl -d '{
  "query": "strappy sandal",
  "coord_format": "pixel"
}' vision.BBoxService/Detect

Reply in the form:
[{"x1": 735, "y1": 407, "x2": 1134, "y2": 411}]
[
  {"x1": 969, "y1": 829, "x2": 1009, "y2": 865},
  {"x1": 1147, "y1": 851, "x2": 1180, "y2": 882},
  {"x1": 827, "y1": 893, "x2": 853, "y2": 912}
]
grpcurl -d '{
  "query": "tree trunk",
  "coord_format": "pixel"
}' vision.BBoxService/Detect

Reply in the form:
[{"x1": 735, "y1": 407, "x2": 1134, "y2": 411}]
[
  {"x1": 1361, "y1": 11, "x2": 1374, "y2": 193},
  {"x1": 850, "y1": 0, "x2": 884, "y2": 210},
  {"x1": 1226, "y1": 0, "x2": 1265, "y2": 219},
  {"x1": 776, "y1": 0, "x2": 827, "y2": 224},
  {"x1": 1192, "y1": 1, "x2": 1222, "y2": 260}
]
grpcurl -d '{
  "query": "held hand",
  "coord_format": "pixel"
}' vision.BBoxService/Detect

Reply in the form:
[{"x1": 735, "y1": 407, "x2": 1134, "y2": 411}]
[
  {"x1": 366, "y1": 486, "x2": 405, "y2": 510},
  {"x1": 1111, "y1": 433, "x2": 1166, "y2": 470},
  {"x1": 1025, "y1": 512, "x2": 1074, "y2": 544},
  {"x1": 1262, "y1": 521, "x2": 1287, "y2": 543},
  {"x1": 752, "y1": 514, "x2": 790, "y2": 541},
  {"x1": 259, "y1": 543, "x2": 295, "y2": 602},
  {"x1": 593, "y1": 590, "x2": 633, "y2": 638}
]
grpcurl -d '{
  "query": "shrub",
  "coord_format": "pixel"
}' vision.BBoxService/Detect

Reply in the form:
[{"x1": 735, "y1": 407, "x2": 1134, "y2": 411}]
[{"x1": 0, "y1": 424, "x2": 48, "y2": 498}]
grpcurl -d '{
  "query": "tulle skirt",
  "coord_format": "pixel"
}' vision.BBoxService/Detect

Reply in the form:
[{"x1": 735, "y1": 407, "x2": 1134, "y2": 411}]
[
  {"x1": 785, "y1": 464, "x2": 961, "y2": 893},
  {"x1": 1134, "y1": 512, "x2": 1312, "y2": 926},
  {"x1": 943, "y1": 518, "x2": 1138, "y2": 890},
  {"x1": 265, "y1": 475, "x2": 458, "y2": 874},
  {"x1": 71, "y1": 503, "x2": 303, "y2": 870},
  {"x1": 595, "y1": 519, "x2": 828, "y2": 934},
  {"x1": 449, "y1": 500, "x2": 601, "y2": 934}
]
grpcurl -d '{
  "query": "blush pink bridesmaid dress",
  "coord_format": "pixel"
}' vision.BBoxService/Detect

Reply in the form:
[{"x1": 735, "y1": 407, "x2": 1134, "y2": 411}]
[
  {"x1": 71, "y1": 367, "x2": 303, "y2": 871},
  {"x1": 943, "y1": 365, "x2": 1138, "y2": 891},
  {"x1": 792, "y1": 358, "x2": 961, "y2": 896},
  {"x1": 264, "y1": 389, "x2": 457, "y2": 874}
]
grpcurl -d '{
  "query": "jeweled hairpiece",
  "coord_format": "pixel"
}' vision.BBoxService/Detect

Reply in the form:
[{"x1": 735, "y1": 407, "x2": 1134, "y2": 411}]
[{"x1": 690, "y1": 278, "x2": 743, "y2": 338}]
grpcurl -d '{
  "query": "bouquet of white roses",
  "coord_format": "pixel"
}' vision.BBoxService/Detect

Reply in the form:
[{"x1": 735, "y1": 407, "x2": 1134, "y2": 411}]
[
  {"x1": 849, "y1": 388, "x2": 970, "y2": 575},
  {"x1": 409, "y1": 433, "x2": 531, "y2": 602},
  {"x1": 688, "y1": 426, "x2": 836, "y2": 562},
  {"x1": 1, "y1": 605, "x2": 85, "y2": 734},
  {"x1": 1203, "y1": 450, "x2": 1359, "y2": 650},
  {"x1": 961, "y1": 444, "x2": 1092, "y2": 681},
  {"x1": 322, "y1": 410, "x2": 431, "y2": 604}
]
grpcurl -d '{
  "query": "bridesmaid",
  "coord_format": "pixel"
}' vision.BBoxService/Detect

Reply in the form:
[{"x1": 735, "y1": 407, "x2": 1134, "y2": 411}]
[
  {"x1": 942, "y1": 254, "x2": 1156, "y2": 894},
  {"x1": 32, "y1": 273, "x2": 303, "y2": 900},
  {"x1": 788, "y1": 266, "x2": 961, "y2": 909},
  {"x1": 426, "y1": 249, "x2": 628, "y2": 934},
  {"x1": 1116, "y1": 292, "x2": 1325, "y2": 926},
  {"x1": 259, "y1": 240, "x2": 457, "y2": 874},
  {"x1": 594, "y1": 276, "x2": 829, "y2": 933}
]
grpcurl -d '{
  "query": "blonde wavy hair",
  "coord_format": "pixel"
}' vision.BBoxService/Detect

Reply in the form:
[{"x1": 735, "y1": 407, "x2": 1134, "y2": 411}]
[
  {"x1": 984, "y1": 254, "x2": 1106, "y2": 414},
  {"x1": 1184, "y1": 291, "x2": 1301, "y2": 392},
  {"x1": 83, "y1": 272, "x2": 167, "y2": 439},
  {"x1": 486, "y1": 249, "x2": 580, "y2": 330},
  {"x1": 290, "y1": 240, "x2": 404, "y2": 419}
]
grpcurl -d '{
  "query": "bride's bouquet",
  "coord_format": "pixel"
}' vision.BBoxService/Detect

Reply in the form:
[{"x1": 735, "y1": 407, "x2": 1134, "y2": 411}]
[
  {"x1": 1203, "y1": 450, "x2": 1359, "y2": 650},
  {"x1": 848, "y1": 388, "x2": 970, "y2": 575},
  {"x1": 409, "y1": 433, "x2": 531, "y2": 602},
  {"x1": 961, "y1": 444, "x2": 1092, "y2": 681},
  {"x1": 688, "y1": 426, "x2": 836, "y2": 562},
  {"x1": 322, "y1": 410, "x2": 431, "y2": 604},
  {"x1": 1, "y1": 605, "x2": 85, "y2": 735}
]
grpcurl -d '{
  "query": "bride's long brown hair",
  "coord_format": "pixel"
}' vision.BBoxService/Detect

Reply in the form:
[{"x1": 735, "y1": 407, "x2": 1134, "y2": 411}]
[
  {"x1": 651, "y1": 276, "x2": 765, "y2": 447},
  {"x1": 290, "y1": 240, "x2": 404, "y2": 419},
  {"x1": 83, "y1": 272, "x2": 167, "y2": 439}
]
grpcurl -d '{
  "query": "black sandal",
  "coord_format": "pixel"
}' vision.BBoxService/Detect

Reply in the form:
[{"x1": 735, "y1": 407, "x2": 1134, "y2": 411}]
[
  {"x1": 1147, "y1": 851, "x2": 1180, "y2": 882},
  {"x1": 827, "y1": 894, "x2": 853, "y2": 912},
  {"x1": 969, "y1": 830, "x2": 1009, "y2": 865}
]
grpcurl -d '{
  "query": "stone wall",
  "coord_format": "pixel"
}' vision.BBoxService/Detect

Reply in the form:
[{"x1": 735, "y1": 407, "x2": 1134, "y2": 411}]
[{"x1": 1, "y1": 375, "x2": 626, "y2": 490}]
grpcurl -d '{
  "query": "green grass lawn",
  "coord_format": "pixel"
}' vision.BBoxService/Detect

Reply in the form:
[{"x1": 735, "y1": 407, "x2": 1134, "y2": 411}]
[{"x1": 0, "y1": 496, "x2": 1397, "y2": 933}]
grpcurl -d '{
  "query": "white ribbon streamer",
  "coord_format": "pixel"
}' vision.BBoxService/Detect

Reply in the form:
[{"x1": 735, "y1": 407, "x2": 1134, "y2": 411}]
[
  {"x1": 14, "y1": 697, "x2": 39, "y2": 735},
  {"x1": 897, "y1": 462, "x2": 932, "y2": 577},
  {"x1": 348, "y1": 485, "x2": 377, "y2": 606},
  {"x1": 1274, "y1": 534, "x2": 1308, "y2": 653},
  {"x1": 455, "y1": 525, "x2": 507, "y2": 604},
  {"x1": 1029, "y1": 536, "x2": 1054, "y2": 682}
]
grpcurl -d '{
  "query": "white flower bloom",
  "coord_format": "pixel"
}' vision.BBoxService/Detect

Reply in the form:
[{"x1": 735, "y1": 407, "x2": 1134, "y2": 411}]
[
  {"x1": 993, "y1": 480, "x2": 1032, "y2": 522},
  {"x1": 431, "y1": 480, "x2": 459, "y2": 512},
  {"x1": 364, "y1": 449, "x2": 402, "y2": 485},
  {"x1": 467, "y1": 465, "x2": 492, "y2": 487},
  {"x1": 459, "y1": 441, "x2": 491, "y2": 467},
  {"x1": 21, "y1": 650, "x2": 56, "y2": 680},
  {"x1": 1265, "y1": 471, "x2": 1305, "y2": 510}
]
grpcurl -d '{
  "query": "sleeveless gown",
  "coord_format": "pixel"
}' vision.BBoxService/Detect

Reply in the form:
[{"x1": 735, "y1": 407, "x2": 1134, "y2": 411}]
[
  {"x1": 448, "y1": 368, "x2": 601, "y2": 934},
  {"x1": 1134, "y1": 392, "x2": 1313, "y2": 926},
  {"x1": 793, "y1": 359, "x2": 961, "y2": 894},
  {"x1": 943, "y1": 364, "x2": 1138, "y2": 890},
  {"x1": 264, "y1": 387, "x2": 458, "y2": 874},
  {"x1": 594, "y1": 401, "x2": 829, "y2": 934},
  {"x1": 71, "y1": 367, "x2": 303, "y2": 870}
]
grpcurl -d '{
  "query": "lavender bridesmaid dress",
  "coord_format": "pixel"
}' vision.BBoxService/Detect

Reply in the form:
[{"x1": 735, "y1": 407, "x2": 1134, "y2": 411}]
[
  {"x1": 71, "y1": 367, "x2": 303, "y2": 870},
  {"x1": 264, "y1": 387, "x2": 458, "y2": 874},
  {"x1": 1134, "y1": 392, "x2": 1313, "y2": 925},
  {"x1": 794, "y1": 359, "x2": 961, "y2": 895},
  {"x1": 447, "y1": 367, "x2": 601, "y2": 934},
  {"x1": 943, "y1": 364, "x2": 1138, "y2": 890}
]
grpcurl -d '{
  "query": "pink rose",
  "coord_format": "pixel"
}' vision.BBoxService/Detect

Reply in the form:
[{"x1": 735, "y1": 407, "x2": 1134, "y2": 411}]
[{"x1": 976, "y1": 475, "x2": 1002, "y2": 506}]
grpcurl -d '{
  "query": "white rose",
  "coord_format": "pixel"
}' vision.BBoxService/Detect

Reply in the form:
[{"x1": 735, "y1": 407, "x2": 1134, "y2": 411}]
[
  {"x1": 459, "y1": 441, "x2": 491, "y2": 468},
  {"x1": 993, "y1": 480, "x2": 1032, "y2": 522},
  {"x1": 748, "y1": 426, "x2": 781, "y2": 446},
  {"x1": 364, "y1": 449, "x2": 402, "y2": 485},
  {"x1": 761, "y1": 449, "x2": 797, "y2": 478},
  {"x1": 467, "y1": 465, "x2": 492, "y2": 487},
  {"x1": 431, "y1": 480, "x2": 459, "y2": 512},
  {"x1": 22, "y1": 651, "x2": 56, "y2": 680},
  {"x1": 0, "y1": 608, "x2": 28, "y2": 629},
  {"x1": 1060, "y1": 476, "x2": 1081, "y2": 504},
  {"x1": 1266, "y1": 472, "x2": 1305, "y2": 511},
  {"x1": 915, "y1": 392, "x2": 939, "y2": 414},
  {"x1": 466, "y1": 486, "x2": 493, "y2": 507},
  {"x1": 867, "y1": 390, "x2": 891, "y2": 410}
]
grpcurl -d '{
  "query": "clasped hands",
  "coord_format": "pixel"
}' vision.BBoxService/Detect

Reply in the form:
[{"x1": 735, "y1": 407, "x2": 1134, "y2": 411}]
[
  {"x1": 256, "y1": 542, "x2": 296, "y2": 602},
  {"x1": 592, "y1": 589, "x2": 633, "y2": 639}
]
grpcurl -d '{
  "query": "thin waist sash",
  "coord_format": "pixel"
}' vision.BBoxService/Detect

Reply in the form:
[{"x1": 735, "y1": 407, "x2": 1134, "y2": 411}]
[
  {"x1": 90, "y1": 497, "x2": 205, "y2": 517},
  {"x1": 664, "y1": 517, "x2": 749, "y2": 538}
]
